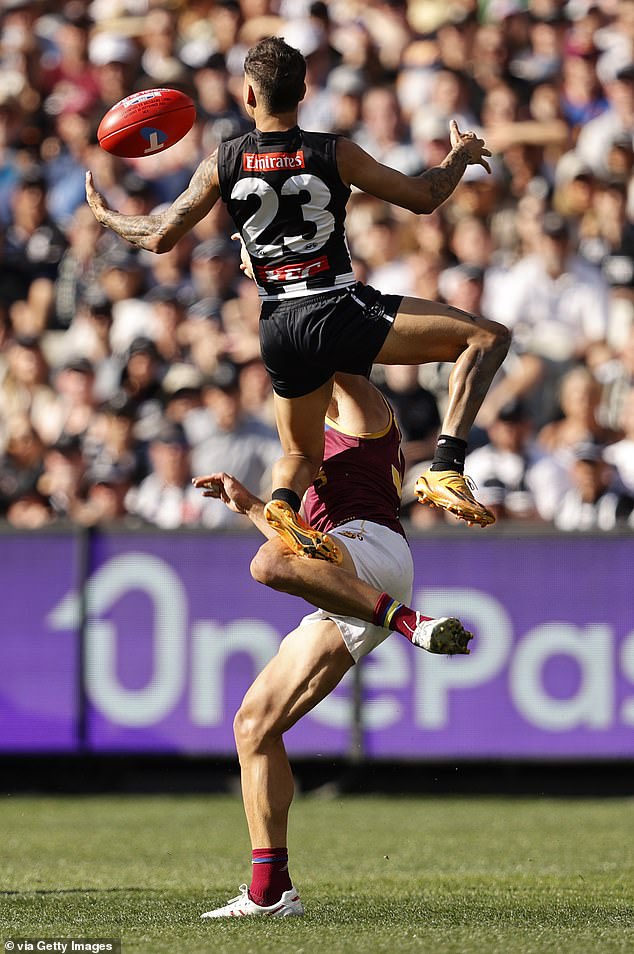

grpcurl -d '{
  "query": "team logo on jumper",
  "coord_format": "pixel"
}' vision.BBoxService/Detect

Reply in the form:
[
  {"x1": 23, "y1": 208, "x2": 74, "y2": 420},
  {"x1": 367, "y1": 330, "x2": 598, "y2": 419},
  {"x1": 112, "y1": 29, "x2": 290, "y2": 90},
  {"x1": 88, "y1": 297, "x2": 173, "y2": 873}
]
[
  {"x1": 256, "y1": 255, "x2": 329, "y2": 283},
  {"x1": 243, "y1": 150, "x2": 305, "y2": 171}
]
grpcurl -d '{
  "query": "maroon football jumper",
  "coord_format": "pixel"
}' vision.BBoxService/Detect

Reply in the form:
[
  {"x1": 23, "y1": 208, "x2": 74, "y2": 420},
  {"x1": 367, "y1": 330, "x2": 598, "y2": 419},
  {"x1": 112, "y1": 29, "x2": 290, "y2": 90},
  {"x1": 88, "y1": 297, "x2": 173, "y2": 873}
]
[{"x1": 303, "y1": 399, "x2": 406, "y2": 539}]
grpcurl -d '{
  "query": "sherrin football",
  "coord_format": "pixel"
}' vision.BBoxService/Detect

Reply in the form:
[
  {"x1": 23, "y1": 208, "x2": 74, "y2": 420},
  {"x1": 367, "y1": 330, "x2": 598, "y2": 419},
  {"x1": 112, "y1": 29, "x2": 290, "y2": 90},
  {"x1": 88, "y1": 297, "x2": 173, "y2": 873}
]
[{"x1": 97, "y1": 88, "x2": 196, "y2": 158}]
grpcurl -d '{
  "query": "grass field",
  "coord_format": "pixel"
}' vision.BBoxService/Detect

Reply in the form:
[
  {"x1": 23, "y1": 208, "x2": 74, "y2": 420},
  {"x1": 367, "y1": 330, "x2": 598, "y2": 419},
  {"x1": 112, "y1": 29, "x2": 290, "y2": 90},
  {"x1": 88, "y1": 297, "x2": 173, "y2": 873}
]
[{"x1": 1, "y1": 794, "x2": 633, "y2": 954}]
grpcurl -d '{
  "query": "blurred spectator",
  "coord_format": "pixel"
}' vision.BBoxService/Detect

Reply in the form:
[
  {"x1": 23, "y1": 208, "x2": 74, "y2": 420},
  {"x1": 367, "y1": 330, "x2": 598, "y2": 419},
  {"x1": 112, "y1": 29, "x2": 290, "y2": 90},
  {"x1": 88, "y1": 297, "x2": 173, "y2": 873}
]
[
  {"x1": 450, "y1": 216, "x2": 494, "y2": 270},
  {"x1": 237, "y1": 358, "x2": 275, "y2": 427},
  {"x1": 288, "y1": 17, "x2": 339, "y2": 132},
  {"x1": 597, "y1": 325, "x2": 634, "y2": 430},
  {"x1": 74, "y1": 474, "x2": 132, "y2": 527},
  {"x1": 6, "y1": 490, "x2": 53, "y2": 529},
  {"x1": 538, "y1": 365, "x2": 621, "y2": 454},
  {"x1": 560, "y1": 52, "x2": 609, "y2": 129},
  {"x1": 145, "y1": 229, "x2": 195, "y2": 291},
  {"x1": 99, "y1": 248, "x2": 152, "y2": 353},
  {"x1": 485, "y1": 211, "x2": 610, "y2": 421},
  {"x1": 378, "y1": 365, "x2": 441, "y2": 468},
  {"x1": 162, "y1": 363, "x2": 204, "y2": 426},
  {"x1": 120, "y1": 336, "x2": 164, "y2": 438},
  {"x1": 184, "y1": 298, "x2": 229, "y2": 375},
  {"x1": 45, "y1": 108, "x2": 95, "y2": 227},
  {"x1": 0, "y1": 336, "x2": 58, "y2": 445},
  {"x1": 327, "y1": 65, "x2": 364, "y2": 137},
  {"x1": 355, "y1": 86, "x2": 421, "y2": 175},
  {"x1": 4, "y1": 167, "x2": 67, "y2": 325},
  {"x1": 464, "y1": 399, "x2": 543, "y2": 521},
  {"x1": 575, "y1": 64, "x2": 634, "y2": 177},
  {"x1": 125, "y1": 421, "x2": 201, "y2": 529},
  {"x1": 188, "y1": 362, "x2": 281, "y2": 527},
  {"x1": 439, "y1": 263, "x2": 486, "y2": 316},
  {"x1": 191, "y1": 237, "x2": 241, "y2": 303},
  {"x1": 424, "y1": 68, "x2": 479, "y2": 133},
  {"x1": 603, "y1": 386, "x2": 634, "y2": 496},
  {"x1": 85, "y1": 393, "x2": 145, "y2": 488},
  {"x1": 53, "y1": 355, "x2": 97, "y2": 443},
  {"x1": 59, "y1": 291, "x2": 122, "y2": 401},
  {"x1": 508, "y1": 11, "x2": 564, "y2": 85},
  {"x1": 39, "y1": 6, "x2": 99, "y2": 112},
  {"x1": 37, "y1": 433, "x2": 85, "y2": 520},
  {"x1": 139, "y1": 8, "x2": 185, "y2": 85},
  {"x1": 0, "y1": 415, "x2": 43, "y2": 516},
  {"x1": 54, "y1": 205, "x2": 103, "y2": 329},
  {"x1": 89, "y1": 31, "x2": 138, "y2": 110},
  {"x1": 555, "y1": 441, "x2": 634, "y2": 531},
  {"x1": 145, "y1": 285, "x2": 192, "y2": 365},
  {"x1": 195, "y1": 52, "x2": 250, "y2": 152}
]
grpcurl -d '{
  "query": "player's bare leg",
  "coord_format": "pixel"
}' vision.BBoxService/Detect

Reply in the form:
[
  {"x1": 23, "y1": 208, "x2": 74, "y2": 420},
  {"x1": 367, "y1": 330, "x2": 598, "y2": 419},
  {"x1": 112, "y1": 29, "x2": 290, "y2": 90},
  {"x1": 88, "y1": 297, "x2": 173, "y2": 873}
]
[
  {"x1": 375, "y1": 299, "x2": 511, "y2": 526},
  {"x1": 201, "y1": 619, "x2": 354, "y2": 918},
  {"x1": 266, "y1": 377, "x2": 342, "y2": 563},
  {"x1": 236, "y1": 619, "x2": 353, "y2": 846},
  {"x1": 251, "y1": 537, "x2": 473, "y2": 655}
]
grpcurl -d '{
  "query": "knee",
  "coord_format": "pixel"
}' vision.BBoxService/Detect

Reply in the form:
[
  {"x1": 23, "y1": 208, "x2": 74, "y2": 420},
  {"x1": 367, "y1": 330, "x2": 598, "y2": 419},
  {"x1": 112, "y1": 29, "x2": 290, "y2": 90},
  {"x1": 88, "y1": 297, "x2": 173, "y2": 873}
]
[
  {"x1": 250, "y1": 540, "x2": 289, "y2": 590},
  {"x1": 490, "y1": 320, "x2": 512, "y2": 355},
  {"x1": 475, "y1": 320, "x2": 512, "y2": 359},
  {"x1": 233, "y1": 704, "x2": 269, "y2": 756}
]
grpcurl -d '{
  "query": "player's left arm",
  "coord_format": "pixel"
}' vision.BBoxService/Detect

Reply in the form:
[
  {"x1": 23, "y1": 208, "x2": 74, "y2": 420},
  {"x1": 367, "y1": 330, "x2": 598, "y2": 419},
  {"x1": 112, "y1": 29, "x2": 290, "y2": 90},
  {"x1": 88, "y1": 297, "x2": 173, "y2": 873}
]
[
  {"x1": 337, "y1": 120, "x2": 491, "y2": 214},
  {"x1": 85, "y1": 150, "x2": 221, "y2": 253},
  {"x1": 192, "y1": 472, "x2": 277, "y2": 540}
]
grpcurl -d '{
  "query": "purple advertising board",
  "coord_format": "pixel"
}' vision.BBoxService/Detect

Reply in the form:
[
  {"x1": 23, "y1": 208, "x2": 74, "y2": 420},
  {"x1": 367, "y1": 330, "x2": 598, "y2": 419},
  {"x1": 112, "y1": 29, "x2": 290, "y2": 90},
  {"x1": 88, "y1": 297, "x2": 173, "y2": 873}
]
[
  {"x1": 1, "y1": 531, "x2": 633, "y2": 757},
  {"x1": 0, "y1": 533, "x2": 79, "y2": 751}
]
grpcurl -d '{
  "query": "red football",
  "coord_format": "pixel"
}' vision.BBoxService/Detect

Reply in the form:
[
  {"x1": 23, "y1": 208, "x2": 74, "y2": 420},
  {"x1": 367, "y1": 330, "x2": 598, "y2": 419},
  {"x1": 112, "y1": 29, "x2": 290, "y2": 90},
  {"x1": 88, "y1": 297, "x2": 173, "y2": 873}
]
[{"x1": 97, "y1": 88, "x2": 196, "y2": 158}]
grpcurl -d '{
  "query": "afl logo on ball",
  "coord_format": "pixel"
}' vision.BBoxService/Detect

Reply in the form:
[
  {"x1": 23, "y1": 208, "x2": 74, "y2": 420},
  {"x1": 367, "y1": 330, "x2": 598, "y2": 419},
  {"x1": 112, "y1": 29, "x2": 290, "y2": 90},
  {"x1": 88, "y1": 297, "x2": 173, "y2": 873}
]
[{"x1": 141, "y1": 127, "x2": 169, "y2": 154}]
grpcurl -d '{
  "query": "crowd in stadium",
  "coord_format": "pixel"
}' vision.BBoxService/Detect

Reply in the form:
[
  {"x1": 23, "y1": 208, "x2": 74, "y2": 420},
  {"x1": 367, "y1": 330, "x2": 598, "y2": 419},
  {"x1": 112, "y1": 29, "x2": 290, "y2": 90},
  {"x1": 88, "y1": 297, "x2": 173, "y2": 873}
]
[{"x1": 0, "y1": 0, "x2": 632, "y2": 532}]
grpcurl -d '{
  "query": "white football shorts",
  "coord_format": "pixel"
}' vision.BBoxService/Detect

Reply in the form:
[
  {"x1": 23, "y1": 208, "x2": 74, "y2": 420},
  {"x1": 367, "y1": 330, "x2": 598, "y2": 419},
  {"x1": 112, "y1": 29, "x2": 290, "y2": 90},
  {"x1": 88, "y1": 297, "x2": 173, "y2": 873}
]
[{"x1": 299, "y1": 519, "x2": 414, "y2": 662}]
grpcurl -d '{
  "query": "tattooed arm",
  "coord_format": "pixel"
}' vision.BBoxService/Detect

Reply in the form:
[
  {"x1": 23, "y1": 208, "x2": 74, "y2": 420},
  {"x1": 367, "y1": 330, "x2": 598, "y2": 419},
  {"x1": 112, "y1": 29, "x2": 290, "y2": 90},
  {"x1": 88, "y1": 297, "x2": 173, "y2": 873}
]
[
  {"x1": 85, "y1": 151, "x2": 221, "y2": 253},
  {"x1": 337, "y1": 120, "x2": 491, "y2": 215}
]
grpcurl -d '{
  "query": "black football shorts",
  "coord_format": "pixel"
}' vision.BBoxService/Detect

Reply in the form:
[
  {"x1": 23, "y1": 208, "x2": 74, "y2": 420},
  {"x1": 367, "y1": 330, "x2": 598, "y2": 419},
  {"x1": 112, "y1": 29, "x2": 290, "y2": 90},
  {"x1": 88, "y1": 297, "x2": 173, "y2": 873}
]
[{"x1": 259, "y1": 282, "x2": 402, "y2": 398}]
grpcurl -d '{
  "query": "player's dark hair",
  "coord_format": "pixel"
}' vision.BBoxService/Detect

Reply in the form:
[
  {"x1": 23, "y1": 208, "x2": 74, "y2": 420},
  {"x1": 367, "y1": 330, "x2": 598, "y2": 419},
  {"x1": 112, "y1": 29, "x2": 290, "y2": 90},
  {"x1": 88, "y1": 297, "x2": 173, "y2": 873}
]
[{"x1": 244, "y1": 37, "x2": 306, "y2": 113}]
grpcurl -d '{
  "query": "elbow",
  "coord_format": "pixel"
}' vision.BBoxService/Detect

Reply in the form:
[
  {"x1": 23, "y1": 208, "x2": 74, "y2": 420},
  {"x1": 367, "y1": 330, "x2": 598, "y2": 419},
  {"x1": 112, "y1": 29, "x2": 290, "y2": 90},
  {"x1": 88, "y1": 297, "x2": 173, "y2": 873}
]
[
  {"x1": 153, "y1": 232, "x2": 176, "y2": 254},
  {"x1": 410, "y1": 196, "x2": 438, "y2": 215}
]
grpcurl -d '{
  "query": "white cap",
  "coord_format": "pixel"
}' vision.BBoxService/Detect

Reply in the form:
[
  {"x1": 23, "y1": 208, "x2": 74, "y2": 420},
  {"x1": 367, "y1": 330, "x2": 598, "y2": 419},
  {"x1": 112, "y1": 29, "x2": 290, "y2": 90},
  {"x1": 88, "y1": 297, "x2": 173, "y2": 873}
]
[
  {"x1": 411, "y1": 111, "x2": 449, "y2": 143},
  {"x1": 89, "y1": 32, "x2": 136, "y2": 66},
  {"x1": 279, "y1": 19, "x2": 325, "y2": 58}
]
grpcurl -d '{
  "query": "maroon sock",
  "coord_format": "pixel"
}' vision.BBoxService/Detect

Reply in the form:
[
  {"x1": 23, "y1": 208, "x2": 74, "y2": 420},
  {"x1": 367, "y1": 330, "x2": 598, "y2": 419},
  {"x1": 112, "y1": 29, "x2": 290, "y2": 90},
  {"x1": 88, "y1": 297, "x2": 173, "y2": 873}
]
[
  {"x1": 372, "y1": 592, "x2": 431, "y2": 642},
  {"x1": 249, "y1": 847, "x2": 292, "y2": 907}
]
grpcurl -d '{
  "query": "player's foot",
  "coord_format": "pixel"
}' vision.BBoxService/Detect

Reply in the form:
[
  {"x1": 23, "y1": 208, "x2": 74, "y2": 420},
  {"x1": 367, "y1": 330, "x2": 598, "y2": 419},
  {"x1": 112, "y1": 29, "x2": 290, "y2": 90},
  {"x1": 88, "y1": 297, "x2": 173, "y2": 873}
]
[
  {"x1": 201, "y1": 883, "x2": 304, "y2": 918},
  {"x1": 410, "y1": 615, "x2": 473, "y2": 654},
  {"x1": 264, "y1": 500, "x2": 342, "y2": 564},
  {"x1": 415, "y1": 469, "x2": 495, "y2": 527}
]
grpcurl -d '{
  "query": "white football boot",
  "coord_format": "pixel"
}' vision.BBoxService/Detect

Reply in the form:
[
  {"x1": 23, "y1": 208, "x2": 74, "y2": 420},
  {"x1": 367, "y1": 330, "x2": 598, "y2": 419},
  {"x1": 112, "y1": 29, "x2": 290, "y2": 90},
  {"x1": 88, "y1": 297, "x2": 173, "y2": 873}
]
[
  {"x1": 409, "y1": 615, "x2": 473, "y2": 654},
  {"x1": 201, "y1": 883, "x2": 304, "y2": 919}
]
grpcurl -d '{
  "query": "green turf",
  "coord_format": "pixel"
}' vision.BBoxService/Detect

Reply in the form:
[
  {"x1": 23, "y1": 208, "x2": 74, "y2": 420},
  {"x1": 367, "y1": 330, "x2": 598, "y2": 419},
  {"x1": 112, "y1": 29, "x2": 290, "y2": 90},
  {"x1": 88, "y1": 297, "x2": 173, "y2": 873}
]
[{"x1": 1, "y1": 794, "x2": 632, "y2": 954}]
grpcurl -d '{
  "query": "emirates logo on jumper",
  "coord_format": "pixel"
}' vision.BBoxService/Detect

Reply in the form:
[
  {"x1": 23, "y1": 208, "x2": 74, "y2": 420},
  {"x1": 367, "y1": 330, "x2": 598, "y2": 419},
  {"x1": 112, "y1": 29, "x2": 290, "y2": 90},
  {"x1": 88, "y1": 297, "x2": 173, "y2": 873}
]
[
  {"x1": 243, "y1": 150, "x2": 305, "y2": 171},
  {"x1": 256, "y1": 255, "x2": 329, "y2": 283}
]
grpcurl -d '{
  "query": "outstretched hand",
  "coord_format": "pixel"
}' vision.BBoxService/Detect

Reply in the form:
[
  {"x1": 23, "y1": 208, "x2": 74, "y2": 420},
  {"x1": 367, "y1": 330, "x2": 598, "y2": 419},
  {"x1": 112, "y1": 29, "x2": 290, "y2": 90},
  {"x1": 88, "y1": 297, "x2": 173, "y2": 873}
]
[
  {"x1": 85, "y1": 171, "x2": 110, "y2": 224},
  {"x1": 192, "y1": 472, "x2": 260, "y2": 515},
  {"x1": 449, "y1": 120, "x2": 492, "y2": 174}
]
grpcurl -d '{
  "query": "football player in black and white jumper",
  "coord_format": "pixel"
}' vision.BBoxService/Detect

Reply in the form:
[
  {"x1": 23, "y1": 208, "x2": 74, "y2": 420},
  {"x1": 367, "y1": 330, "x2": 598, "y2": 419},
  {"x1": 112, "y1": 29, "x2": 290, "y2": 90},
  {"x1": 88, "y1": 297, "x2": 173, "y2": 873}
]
[{"x1": 86, "y1": 37, "x2": 511, "y2": 545}]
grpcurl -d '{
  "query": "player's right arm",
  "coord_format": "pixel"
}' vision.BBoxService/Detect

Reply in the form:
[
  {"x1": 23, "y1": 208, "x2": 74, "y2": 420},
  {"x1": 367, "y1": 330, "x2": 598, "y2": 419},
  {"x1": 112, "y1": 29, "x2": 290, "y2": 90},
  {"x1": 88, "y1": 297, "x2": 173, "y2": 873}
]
[
  {"x1": 192, "y1": 473, "x2": 278, "y2": 540},
  {"x1": 85, "y1": 150, "x2": 221, "y2": 253},
  {"x1": 337, "y1": 119, "x2": 491, "y2": 215}
]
